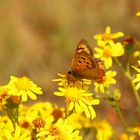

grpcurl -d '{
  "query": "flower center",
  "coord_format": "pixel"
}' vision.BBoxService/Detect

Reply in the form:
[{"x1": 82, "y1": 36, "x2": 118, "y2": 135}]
[
  {"x1": 51, "y1": 109, "x2": 63, "y2": 121},
  {"x1": 15, "y1": 77, "x2": 32, "y2": 91},
  {"x1": 98, "y1": 123, "x2": 105, "y2": 130},
  {"x1": 49, "y1": 126, "x2": 60, "y2": 136},
  {"x1": 102, "y1": 33, "x2": 112, "y2": 40},
  {"x1": 66, "y1": 88, "x2": 82, "y2": 102},
  {"x1": 0, "y1": 91, "x2": 8, "y2": 101},
  {"x1": 103, "y1": 48, "x2": 112, "y2": 58},
  {"x1": 33, "y1": 118, "x2": 45, "y2": 129}
]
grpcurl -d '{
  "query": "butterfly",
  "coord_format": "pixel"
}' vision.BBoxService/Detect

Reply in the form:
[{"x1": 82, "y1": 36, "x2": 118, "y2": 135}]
[{"x1": 68, "y1": 39, "x2": 105, "y2": 80}]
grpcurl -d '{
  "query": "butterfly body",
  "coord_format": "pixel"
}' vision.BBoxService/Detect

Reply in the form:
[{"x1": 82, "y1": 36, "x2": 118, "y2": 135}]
[{"x1": 68, "y1": 39, "x2": 105, "y2": 80}]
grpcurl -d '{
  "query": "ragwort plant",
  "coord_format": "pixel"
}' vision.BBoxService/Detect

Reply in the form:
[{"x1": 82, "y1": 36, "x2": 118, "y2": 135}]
[{"x1": 0, "y1": 12, "x2": 140, "y2": 140}]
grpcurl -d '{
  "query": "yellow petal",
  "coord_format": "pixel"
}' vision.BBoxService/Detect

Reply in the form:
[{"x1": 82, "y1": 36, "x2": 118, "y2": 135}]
[
  {"x1": 22, "y1": 93, "x2": 28, "y2": 102},
  {"x1": 84, "y1": 107, "x2": 90, "y2": 119},
  {"x1": 92, "y1": 99, "x2": 100, "y2": 105},
  {"x1": 112, "y1": 32, "x2": 124, "y2": 38},
  {"x1": 8, "y1": 88, "x2": 18, "y2": 95},
  {"x1": 54, "y1": 92, "x2": 65, "y2": 96},
  {"x1": 89, "y1": 106, "x2": 96, "y2": 119},
  {"x1": 31, "y1": 87, "x2": 42, "y2": 94},
  {"x1": 78, "y1": 100, "x2": 88, "y2": 111},
  {"x1": 105, "y1": 26, "x2": 111, "y2": 34},
  {"x1": 132, "y1": 66, "x2": 140, "y2": 73},
  {"x1": 99, "y1": 85, "x2": 105, "y2": 93},
  {"x1": 94, "y1": 83, "x2": 99, "y2": 93},
  {"x1": 81, "y1": 98, "x2": 91, "y2": 105},
  {"x1": 75, "y1": 102, "x2": 83, "y2": 113},
  {"x1": 135, "y1": 82, "x2": 140, "y2": 90},
  {"x1": 133, "y1": 77, "x2": 140, "y2": 83},
  {"x1": 28, "y1": 91, "x2": 37, "y2": 100},
  {"x1": 68, "y1": 101, "x2": 74, "y2": 111},
  {"x1": 104, "y1": 57, "x2": 112, "y2": 69},
  {"x1": 112, "y1": 43, "x2": 124, "y2": 57},
  {"x1": 98, "y1": 40, "x2": 106, "y2": 47}
]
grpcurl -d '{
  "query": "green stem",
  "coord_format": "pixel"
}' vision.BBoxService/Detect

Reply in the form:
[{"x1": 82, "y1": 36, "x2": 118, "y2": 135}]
[
  {"x1": 7, "y1": 109, "x2": 16, "y2": 129},
  {"x1": 114, "y1": 58, "x2": 125, "y2": 72},
  {"x1": 15, "y1": 106, "x2": 19, "y2": 125},
  {"x1": 115, "y1": 103, "x2": 128, "y2": 133},
  {"x1": 6, "y1": 107, "x2": 20, "y2": 129},
  {"x1": 114, "y1": 58, "x2": 131, "y2": 79},
  {"x1": 131, "y1": 82, "x2": 140, "y2": 107},
  {"x1": 94, "y1": 94, "x2": 108, "y2": 100}
]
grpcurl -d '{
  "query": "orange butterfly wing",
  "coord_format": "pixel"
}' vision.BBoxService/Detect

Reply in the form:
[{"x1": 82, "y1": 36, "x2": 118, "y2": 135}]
[{"x1": 69, "y1": 39, "x2": 105, "y2": 80}]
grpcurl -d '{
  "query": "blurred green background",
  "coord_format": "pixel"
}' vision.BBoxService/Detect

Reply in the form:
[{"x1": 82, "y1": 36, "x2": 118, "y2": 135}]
[{"x1": 0, "y1": 0, "x2": 140, "y2": 102}]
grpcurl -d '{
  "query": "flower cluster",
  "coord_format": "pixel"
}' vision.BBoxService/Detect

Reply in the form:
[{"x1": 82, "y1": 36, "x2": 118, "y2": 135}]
[
  {"x1": 94, "y1": 26, "x2": 124, "y2": 69},
  {"x1": 0, "y1": 101, "x2": 83, "y2": 140}
]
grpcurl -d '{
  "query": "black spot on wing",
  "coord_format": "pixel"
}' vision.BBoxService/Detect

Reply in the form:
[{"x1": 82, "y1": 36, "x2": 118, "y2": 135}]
[{"x1": 78, "y1": 60, "x2": 82, "y2": 63}]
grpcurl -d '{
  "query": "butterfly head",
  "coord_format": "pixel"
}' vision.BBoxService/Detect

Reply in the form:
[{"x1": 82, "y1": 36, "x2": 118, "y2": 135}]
[{"x1": 67, "y1": 70, "x2": 82, "y2": 79}]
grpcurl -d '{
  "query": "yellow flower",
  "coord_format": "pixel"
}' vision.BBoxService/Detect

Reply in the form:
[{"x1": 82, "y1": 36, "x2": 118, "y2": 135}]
[
  {"x1": 94, "y1": 41, "x2": 124, "y2": 69},
  {"x1": 1, "y1": 125, "x2": 31, "y2": 140},
  {"x1": 53, "y1": 73, "x2": 98, "y2": 119},
  {"x1": 94, "y1": 70, "x2": 117, "y2": 93},
  {"x1": 54, "y1": 87, "x2": 99, "y2": 119},
  {"x1": 7, "y1": 76, "x2": 43, "y2": 102},
  {"x1": 94, "y1": 26, "x2": 124, "y2": 47},
  {"x1": 93, "y1": 119, "x2": 113, "y2": 140},
  {"x1": 132, "y1": 61, "x2": 140, "y2": 90},
  {"x1": 36, "y1": 118, "x2": 82, "y2": 140},
  {"x1": 136, "y1": 12, "x2": 140, "y2": 16},
  {"x1": 0, "y1": 117, "x2": 31, "y2": 140}
]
